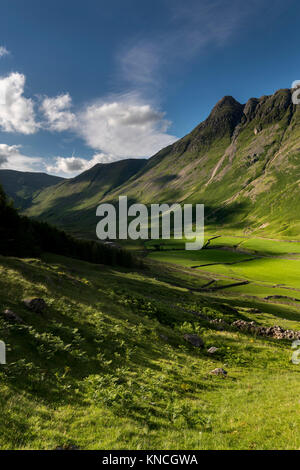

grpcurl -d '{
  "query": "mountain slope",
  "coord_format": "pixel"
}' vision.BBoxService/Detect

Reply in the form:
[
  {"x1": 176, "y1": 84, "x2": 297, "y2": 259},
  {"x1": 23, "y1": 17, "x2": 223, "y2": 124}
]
[
  {"x1": 25, "y1": 158, "x2": 147, "y2": 237},
  {"x1": 24, "y1": 88, "x2": 300, "y2": 239},
  {"x1": 0, "y1": 170, "x2": 64, "y2": 210},
  {"x1": 105, "y1": 89, "x2": 300, "y2": 238}
]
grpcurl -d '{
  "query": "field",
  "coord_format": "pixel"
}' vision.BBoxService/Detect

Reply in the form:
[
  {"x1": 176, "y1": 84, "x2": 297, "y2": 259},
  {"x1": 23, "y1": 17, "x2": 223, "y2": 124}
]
[
  {"x1": 147, "y1": 236, "x2": 300, "y2": 325},
  {"x1": 0, "y1": 242, "x2": 299, "y2": 450}
]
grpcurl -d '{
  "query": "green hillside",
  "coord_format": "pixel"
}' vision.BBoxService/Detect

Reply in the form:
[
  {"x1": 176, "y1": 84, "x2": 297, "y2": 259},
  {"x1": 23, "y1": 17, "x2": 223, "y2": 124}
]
[
  {"x1": 25, "y1": 159, "x2": 147, "y2": 237},
  {"x1": 0, "y1": 170, "x2": 64, "y2": 210},
  {"x1": 0, "y1": 252, "x2": 299, "y2": 450}
]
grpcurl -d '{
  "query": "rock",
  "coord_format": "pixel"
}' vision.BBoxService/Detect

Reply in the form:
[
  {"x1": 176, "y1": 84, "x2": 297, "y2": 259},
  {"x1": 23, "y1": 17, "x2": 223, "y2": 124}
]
[
  {"x1": 55, "y1": 444, "x2": 80, "y2": 450},
  {"x1": 23, "y1": 298, "x2": 47, "y2": 314},
  {"x1": 210, "y1": 368, "x2": 227, "y2": 376},
  {"x1": 231, "y1": 319, "x2": 300, "y2": 341},
  {"x1": 183, "y1": 334, "x2": 204, "y2": 348},
  {"x1": 2, "y1": 309, "x2": 24, "y2": 324},
  {"x1": 207, "y1": 347, "x2": 219, "y2": 354},
  {"x1": 209, "y1": 318, "x2": 227, "y2": 330},
  {"x1": 159, "y1": 334, "x2": 169, "y2": 341}
]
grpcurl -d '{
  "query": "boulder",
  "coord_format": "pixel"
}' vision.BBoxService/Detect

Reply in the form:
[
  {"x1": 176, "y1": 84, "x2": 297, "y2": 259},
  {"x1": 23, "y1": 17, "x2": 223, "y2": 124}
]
[
  {"x1": 210, "y1": 368, "x2": 227, "y2": 376},
  {"x1": 159, "y1": 334, "x2": 169, "y2": 342},
  {"x1": 183, "y1": 334, "x2": 204, "y2": 348},
  {"x1": 207, "y1": 347, "x2": 219, "y2": 354},
  {"x1": 2, "y1": 309, "x2": 24, "y2": 324},
  {"x1": 23, "y1": 298, "x2": 47, "y2": 314}
]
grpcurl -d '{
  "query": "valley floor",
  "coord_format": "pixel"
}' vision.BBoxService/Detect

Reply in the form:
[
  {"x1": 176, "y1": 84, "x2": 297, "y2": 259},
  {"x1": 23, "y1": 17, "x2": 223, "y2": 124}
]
[{"x1": 0, "y1": 239, "x2": 299, "y2": 450}]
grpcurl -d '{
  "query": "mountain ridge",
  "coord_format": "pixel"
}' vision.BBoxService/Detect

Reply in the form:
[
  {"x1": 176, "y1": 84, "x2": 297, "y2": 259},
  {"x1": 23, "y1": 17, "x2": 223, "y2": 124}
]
[
  {"x1": 12, "y1": 87, "x2": 300, "y2": 239},
  {"x1": 24, "y1": 158, "x2": 147, "y2": 237},
  {"x1": 101, "y1": 88, "x2": 299, "y2": 238},
  {"x1": 0, "y1": 169, "x2": 64, "y2": 210}
]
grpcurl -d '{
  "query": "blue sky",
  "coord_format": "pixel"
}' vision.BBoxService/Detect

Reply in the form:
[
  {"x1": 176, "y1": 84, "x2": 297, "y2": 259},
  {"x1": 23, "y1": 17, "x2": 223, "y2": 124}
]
[{"x1": 0, "y1": 0, "x2": 299, "y2": 176}]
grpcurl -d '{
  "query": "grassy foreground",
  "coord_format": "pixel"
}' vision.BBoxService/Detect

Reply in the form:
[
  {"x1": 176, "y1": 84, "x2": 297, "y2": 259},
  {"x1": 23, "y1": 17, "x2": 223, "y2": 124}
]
[{"x1": 0, "y1": 250, "x2": 299, "y2": 450}]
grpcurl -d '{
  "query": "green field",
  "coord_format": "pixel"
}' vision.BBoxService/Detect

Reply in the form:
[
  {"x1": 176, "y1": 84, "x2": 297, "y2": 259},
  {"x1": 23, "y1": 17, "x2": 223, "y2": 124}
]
[
  {"x1": 147, "y1": 236, "x2": 300, "y2": 319},
  {"x1": 0, "y1": 244, "x2": 299, "y2": 450}
]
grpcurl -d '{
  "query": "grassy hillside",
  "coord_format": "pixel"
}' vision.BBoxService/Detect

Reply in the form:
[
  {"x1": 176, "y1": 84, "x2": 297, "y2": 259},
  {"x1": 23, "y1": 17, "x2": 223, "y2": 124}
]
[
  {"x1": 25, "y1": 159, "x2": 147, "y2": 237},
  {"x1": 0, "y1": 252, "x2": 299, "y2": 450},
  {"x1": 0, "y1": 169, "x2": 64, "y2": 210}
]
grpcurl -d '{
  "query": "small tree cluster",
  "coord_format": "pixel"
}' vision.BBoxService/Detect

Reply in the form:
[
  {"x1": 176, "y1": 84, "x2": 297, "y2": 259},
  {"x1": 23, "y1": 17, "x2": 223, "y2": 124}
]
[{"x1": 0, "y1": 184, "x2": 134, "y2": 268}]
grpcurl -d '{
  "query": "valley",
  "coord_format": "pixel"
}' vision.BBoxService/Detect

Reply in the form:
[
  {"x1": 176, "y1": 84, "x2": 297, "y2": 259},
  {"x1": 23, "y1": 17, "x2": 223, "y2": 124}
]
[
  {"x1": 1, "y1": 88, "x2": 300, "y2": 450},
  {"x1": 146, "y1": 235, "x2": 300, "y2": 328}
]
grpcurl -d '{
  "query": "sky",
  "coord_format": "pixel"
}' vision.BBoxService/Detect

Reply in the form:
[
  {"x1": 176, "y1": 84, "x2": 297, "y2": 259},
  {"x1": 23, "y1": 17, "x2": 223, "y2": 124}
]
[{"x1": 0, "y1": 0, "x2": 299, "y2": 177}]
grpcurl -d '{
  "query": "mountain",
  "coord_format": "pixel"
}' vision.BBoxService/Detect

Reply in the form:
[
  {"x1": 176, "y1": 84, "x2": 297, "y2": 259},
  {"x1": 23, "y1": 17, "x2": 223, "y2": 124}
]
[
  {"x1": 103, "y1": 89, "x2": 300, "y2": 238},
  {"x1": 25, "y1": 158, "x2": 147, "y2": 237},
  {"x1": 24, "y1": 88, "x2": 300, "y2": 239},
  {"x1": 0, "y1": 169, "x2": 64, "y2": 210}
]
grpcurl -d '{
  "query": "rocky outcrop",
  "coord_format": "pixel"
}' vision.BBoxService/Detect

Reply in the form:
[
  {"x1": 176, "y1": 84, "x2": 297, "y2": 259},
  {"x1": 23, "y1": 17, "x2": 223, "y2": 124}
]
[{"x1": 231, "y1": 320, "x2": 300, "y2": 340}]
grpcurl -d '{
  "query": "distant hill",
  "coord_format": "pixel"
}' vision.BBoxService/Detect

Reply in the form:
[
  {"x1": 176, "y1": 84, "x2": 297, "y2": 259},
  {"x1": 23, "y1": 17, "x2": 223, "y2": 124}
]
[
  {"x1": 25, "y1": 158, "x2": 147, "y2": 237},
  {"x1": 0, "y1": 169, "x2": 64, "y2": 210}
]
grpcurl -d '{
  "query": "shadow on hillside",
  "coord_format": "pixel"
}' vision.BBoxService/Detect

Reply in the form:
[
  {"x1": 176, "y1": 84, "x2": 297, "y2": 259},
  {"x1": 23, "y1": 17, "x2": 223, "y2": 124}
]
[
  {"x1": 153, "y1": 174, "x2": 178, "y2": 184},
  {"x1": 0, "y1": 256, "x2": 223, "y2": 410}
]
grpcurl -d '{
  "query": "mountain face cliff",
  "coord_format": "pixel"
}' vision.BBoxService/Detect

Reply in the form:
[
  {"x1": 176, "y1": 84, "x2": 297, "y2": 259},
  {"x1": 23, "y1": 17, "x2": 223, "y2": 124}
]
[
  {"x1": 23, "y1": 88, "x2": 300, "y2": 239},
  {"x1": 104, "y1": 89, "x2": 300, "y2": 238}
]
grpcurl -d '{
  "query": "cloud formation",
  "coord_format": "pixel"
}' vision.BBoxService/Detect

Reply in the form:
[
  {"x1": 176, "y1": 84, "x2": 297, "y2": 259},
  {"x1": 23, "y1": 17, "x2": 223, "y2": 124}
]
[
  {"x1": 118, "y1": 0, "x2": 265, "y2": 89},
  {"x1": 0, "y1": 46, "x2": 9, "y2": 58},
  {"x1": 0, "y1": 73, "x2": 39, "y2": 134},
  {"x1": 46, "y1": 153, "x2": 116, "y2": 177},
  {"x1": 40, "y1": 91, "x2": 177, "y2": 167},
  {"x1": 119, "y1": 44, "x2": 160, "y2": 87},
  {"x1": 0, "y1": 144, "x2": 42, "y2": 171},
  {"x1": 40, "y1": 93, "x2": 76, "y2": 131},
  {"x1": 77, "y1": 94, "x2": 177, "y2": 158}
]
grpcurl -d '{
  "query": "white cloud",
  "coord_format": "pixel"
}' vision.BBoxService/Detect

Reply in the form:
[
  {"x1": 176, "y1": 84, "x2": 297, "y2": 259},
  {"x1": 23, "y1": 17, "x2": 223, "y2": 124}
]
[
  {"x1": 0, "y1": 46, "x2": 9, "y2": 58},
  {"x1": 120, "y1": 44, "x2": 160, "y2": 86},
  {"x1": 40, "y1": 93, "x2": 76, "y2": 131},
  {"x1": 77, "y1": 94, "x2": 177, "y2": 158},
  {"x1": 0, "y1": 73, "x2": 177, "y2": 171},
  {"x1": 0, "y1": 144, "x2": 42, "y2": 172},
  {"x1": 46, "y1": 153, "x2": 119, "y2": 177},
  {"x1": 40, "y1": 92, "x2": 176, "y2": 161},
  {"x1": 0, "y1": 73, "x2": 39, "y2": 134}
]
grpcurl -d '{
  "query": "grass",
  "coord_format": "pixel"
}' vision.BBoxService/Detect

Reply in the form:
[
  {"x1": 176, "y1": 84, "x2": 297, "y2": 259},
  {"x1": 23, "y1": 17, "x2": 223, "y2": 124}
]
[
  {"x1": 147, "y1": 235, "x2": 300, "y2": 329},
  {"x1": 0, "y1": 249, "x2": 299, "y2": 450}
]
